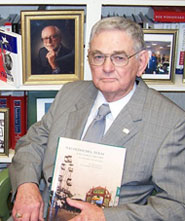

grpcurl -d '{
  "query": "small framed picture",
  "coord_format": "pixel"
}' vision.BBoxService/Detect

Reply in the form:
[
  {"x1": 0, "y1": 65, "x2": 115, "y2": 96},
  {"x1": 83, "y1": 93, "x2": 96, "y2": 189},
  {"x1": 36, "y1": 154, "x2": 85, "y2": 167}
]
[
  {"x1": 142, "y1": 29, "x2": 177, "y2": 84},
  {"x1": 21, "y1": 10, "x2": 84, "y2": 85},
  {"x1": 36, "y1": 98, "x2": 55, "y2": 122},
  {"x1": 0, "y1": 108, "x2": 9, "y2": 156},
  {"x1": 27, "y1": 91, "x2": 58, "y2": 128}
]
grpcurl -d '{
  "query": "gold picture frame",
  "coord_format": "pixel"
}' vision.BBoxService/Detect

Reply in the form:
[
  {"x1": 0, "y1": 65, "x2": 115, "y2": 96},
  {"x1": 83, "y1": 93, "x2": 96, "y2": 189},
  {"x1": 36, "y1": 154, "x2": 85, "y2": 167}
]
[
  {"x1": 183, "y1": 53, "x2": 185, "y2": 83},
  {"x1": 142, "y1": 29, "x2": 178, "y2": 85},
  {"x1": 0, "y1": 108, "x2": 9, "y2": 156},
  {"x1": 21, "y1": 10, "x2": 84, "y2": 85}
]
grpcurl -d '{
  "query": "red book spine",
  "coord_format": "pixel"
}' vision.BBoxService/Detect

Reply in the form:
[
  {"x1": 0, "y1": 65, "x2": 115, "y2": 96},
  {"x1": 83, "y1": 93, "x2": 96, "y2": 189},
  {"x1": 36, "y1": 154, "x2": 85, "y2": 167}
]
[
  {"x1": 152, "y1": 7, "x2": 185, "y2": 22},
  {"x1": 10, "y1": 95, "x2": 27, "y2": 149}
]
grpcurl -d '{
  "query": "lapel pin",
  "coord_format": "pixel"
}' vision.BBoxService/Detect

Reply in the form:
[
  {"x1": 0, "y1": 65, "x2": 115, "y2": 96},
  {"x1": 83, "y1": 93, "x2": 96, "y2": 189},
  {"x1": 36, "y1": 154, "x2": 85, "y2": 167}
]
[{"x1": 122, "y1": 128, "x2": 130, "y2": 134}]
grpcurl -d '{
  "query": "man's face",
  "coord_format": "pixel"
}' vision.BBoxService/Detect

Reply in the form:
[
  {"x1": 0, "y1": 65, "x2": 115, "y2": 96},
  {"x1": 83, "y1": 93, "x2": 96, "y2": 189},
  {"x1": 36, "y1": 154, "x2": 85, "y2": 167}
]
[
  {"x1": 88, "y1": 30, "x2": 147, "y2": 102},
  {"x1": 41, "y1": 26, "x2": 61, "y2": 51}
]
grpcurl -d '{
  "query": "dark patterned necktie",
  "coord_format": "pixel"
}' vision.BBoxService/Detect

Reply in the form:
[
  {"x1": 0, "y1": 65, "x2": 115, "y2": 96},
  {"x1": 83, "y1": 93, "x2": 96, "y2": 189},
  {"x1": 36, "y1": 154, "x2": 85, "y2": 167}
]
[{"x1": 83, "y1": 103, "x2": 111, "y2": 143}]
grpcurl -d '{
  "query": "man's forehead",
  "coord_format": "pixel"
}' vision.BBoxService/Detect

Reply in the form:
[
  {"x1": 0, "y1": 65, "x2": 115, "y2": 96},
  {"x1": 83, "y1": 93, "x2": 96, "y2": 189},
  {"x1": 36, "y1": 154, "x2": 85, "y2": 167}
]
[{"x1": 90, "y1": 31, "x2": 133, "y2": 54}]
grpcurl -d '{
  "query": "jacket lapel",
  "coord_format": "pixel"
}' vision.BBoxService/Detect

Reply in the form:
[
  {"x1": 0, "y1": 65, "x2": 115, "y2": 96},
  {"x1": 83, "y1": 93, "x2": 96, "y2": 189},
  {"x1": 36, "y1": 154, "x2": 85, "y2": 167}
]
[
  {"x1": 64, "y1": 83, "x2": 98, "y2": 140},
  {"x1": 65, "y1": 79, "x2": 148, "y2": 146},
  {"x1": 102, "y1": 79, "x2": 148, "y2": 147}
]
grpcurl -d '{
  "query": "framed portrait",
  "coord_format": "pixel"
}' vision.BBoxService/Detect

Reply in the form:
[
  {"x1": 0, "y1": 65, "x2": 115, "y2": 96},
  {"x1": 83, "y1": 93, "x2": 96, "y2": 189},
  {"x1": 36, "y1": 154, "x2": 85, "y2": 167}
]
[
  {"x1": 21, "y1": 10, "x2": 84, "y2": 85},
  {"x1": 142, "y1": 29, "x2": 177, "y2": 84},
  {"x1": 0, "y1": 108, "x2": 9, "y2": 156},
  {"x1": 27, "y1": 91, "x2": 58, "y2": 128}
]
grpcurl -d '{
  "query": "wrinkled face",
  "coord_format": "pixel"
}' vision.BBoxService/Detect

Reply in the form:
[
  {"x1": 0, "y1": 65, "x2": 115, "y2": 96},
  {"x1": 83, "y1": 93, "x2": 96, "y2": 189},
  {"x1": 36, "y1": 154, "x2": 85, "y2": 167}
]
[
  {"x1": 88, "y1": 30, "x2": 148, "y2": 102},
  {"x1": 41, "y1": 26, "x2": 61, "y2": 51}
]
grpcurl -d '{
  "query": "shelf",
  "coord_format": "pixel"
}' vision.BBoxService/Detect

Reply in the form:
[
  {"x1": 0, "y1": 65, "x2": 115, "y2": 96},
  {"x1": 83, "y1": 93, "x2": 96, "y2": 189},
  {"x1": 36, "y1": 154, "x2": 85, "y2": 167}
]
[
  {"x1": 0, "y1": 0, "x2": 185, "y2": 6},
  {"x1": 0, "y1": 80, "x2": 63, "y2": 91},
  {"x1": 0, "y1": 2, "x2": 184, "y2": 92}
]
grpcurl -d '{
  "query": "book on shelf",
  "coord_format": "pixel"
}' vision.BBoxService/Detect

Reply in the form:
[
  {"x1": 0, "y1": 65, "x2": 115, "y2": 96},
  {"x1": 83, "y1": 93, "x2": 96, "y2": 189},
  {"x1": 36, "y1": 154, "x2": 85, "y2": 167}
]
[
  {"x1": 132, "y1": 14, "x2": 143, "y2": 27},
  {"x1": 12, "y1": 14, "x2": 21, "y2": 34},
  {"x1": 47, "y1": 137, "x2": 126, "y2": 221},
  {"x1": 139, "y1": 12, "x2": 154, "y2": 29},
  {"x1": 0, "y1": 94, "x2": 27, "y2": 149},
  {"x1": 147, "y1": 6, "x2": 185, "y2": 23},
  {"x1": 0, "y1": 28, "x2": 22, "y2": 87},
  {"x1": 0, "y1": 14, "x2": 18, "y2": 32}
]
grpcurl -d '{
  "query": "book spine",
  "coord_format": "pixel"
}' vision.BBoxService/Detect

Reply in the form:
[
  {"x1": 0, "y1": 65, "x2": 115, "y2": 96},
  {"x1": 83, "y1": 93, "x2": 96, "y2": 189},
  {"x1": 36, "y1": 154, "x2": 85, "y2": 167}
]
[
  {"x1": 10, "y1": 96, "x2": 27, "y2": 149},
  {"x1": 153, "y1": 11, "x2": 185, "y2": 23}
]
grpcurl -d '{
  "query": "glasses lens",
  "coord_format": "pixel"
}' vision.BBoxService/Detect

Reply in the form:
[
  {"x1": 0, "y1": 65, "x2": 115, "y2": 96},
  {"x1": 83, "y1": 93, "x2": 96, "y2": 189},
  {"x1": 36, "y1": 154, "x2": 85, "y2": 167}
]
[
  {"x1": 89, "y1": 53, "x2": 105, "y2": 65},
  {"x1": 88, "y1": 52, "x2": 130, "y2": 66},
  {"x1": 42, "y1": 35, "x2": 58, "y2": 42},
  {"x1": 111, "y1": 54, "x2": 128, "y2": 66}
]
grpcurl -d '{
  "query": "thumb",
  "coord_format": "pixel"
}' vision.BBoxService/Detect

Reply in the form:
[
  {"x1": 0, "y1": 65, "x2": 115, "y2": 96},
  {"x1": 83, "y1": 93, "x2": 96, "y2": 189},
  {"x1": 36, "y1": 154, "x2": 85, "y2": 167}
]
[{"x1": 66, "y1": 198, "x2": 86, "y2": 210}]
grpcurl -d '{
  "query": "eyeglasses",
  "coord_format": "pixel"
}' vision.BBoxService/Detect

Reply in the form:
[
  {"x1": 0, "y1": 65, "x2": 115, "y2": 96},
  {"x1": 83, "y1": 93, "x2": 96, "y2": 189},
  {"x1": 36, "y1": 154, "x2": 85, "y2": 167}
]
[
  {"x1": 41, "y1": 34, "x2": 59, "y2": 42},
  {"x1": 88, "y1": 49, "x2": 144, "y2": 67}
]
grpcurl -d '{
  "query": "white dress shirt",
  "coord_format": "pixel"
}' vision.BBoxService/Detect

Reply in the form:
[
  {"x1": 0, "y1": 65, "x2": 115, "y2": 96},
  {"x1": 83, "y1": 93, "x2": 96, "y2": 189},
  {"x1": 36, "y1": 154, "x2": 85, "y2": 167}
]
[{"x1": 81, "y1": 83, "x2": 136, "y2": 139}]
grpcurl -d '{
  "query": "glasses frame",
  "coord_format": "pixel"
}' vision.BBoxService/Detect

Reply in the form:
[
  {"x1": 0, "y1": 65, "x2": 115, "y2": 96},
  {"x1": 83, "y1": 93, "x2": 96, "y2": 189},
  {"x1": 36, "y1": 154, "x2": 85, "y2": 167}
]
[
  {"x1": 88, "y1": 49, "x2": 144, "y2": 67},
  {"x1": 41, "y1": 34, "x2": 60, "y2": 42}
]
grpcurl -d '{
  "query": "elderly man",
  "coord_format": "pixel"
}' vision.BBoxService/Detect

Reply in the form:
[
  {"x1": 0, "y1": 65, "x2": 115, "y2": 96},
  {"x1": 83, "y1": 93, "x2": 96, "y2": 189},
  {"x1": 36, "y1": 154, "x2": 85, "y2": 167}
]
[
  {"x1": 10, "y1": 17, "x2": 185, "y2": 221},
  {"x1": 35, "y1": 25, "x2": 74, "y2": 74}
]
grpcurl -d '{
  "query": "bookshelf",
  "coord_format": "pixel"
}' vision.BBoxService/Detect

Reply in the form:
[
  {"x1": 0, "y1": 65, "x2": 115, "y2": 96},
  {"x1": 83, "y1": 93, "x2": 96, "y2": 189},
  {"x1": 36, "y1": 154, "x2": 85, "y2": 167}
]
[
  {"x1": 0, "y1": 0, "x2": 185, "y2": 163},
  {"x1": 0, "y1": 0, "x2": 185, "y2": 91}
]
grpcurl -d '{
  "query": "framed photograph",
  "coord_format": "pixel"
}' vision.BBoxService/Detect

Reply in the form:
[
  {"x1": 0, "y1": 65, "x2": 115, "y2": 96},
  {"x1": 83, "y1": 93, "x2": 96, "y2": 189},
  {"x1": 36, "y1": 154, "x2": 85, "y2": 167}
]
[
  {"x1": 0, "y1": 108, "x2": 9, "y2": 156},
  {"x1": 21, "y1": 10, "x2": 84, "y2": 85},
  {"x1": 142, "y1": 29, "x2": 177, "y2": 84},
  {"x1": 183, "y1": 54, "x2": 185, "y2": 83},
  {"x1": 27, "y1": 91, "x2": 58, "y2": 128}
]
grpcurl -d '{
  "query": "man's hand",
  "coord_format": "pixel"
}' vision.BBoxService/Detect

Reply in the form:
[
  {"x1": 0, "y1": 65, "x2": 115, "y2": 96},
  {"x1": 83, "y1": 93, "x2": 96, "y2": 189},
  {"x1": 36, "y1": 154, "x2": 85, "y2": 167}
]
[
  {"x1": 12, "y1": 183, "x2": 44, "y2": 221},
  {"x1": 67, "y1": 198, "x2": 106, "y2": 221},
  {"x1": 46, "y1": 49, "x2": 57, "y2": 70}
]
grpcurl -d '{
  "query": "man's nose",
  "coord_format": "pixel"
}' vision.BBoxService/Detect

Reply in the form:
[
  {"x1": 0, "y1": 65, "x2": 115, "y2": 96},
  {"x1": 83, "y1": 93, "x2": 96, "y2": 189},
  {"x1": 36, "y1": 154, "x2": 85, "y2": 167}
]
[{"x1": 102, "y1": 56, "x2": 115, "y2": 72}]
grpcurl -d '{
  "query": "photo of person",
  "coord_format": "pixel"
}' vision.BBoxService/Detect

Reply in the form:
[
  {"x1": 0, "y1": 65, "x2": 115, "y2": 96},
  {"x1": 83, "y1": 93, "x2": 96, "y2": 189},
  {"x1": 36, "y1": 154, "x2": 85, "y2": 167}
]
[{"x1": 30, "y1": 19, "x2": 75, "y2": 75}]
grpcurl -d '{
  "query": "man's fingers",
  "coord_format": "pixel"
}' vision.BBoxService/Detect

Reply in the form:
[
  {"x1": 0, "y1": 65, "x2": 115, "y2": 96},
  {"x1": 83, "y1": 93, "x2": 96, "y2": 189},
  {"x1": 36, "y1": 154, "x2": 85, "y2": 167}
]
[{"x1": 67, "y1": 198, "x2": 86, "y2": 210}]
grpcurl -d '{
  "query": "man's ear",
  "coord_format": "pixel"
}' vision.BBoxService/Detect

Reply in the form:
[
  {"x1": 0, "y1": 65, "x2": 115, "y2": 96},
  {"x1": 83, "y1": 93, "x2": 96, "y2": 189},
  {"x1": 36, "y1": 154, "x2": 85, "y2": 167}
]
[{"x1": 136, "y1": 50, "x2": 149, "y2": 77}]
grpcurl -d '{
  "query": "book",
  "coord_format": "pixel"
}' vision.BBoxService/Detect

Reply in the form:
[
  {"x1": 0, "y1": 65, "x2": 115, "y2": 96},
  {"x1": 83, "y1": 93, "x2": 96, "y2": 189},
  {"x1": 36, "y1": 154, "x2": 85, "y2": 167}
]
[
  {"x1": 139, "y1": 12, "x2": 154, "y2": 29},
  {"x1": 12, "y1": 14, "x2": 21, "y2": 34},
  {"x1": 0, "y1": 94, "x2": 27, "y2": 149},
  {"x1": 148, "y1": 6, "x2": 185, "y2": 23},
  {"x1": 9, "y1": 95, "x2": 27, "y2": 149},
  {"x1": 47, "y1": 137, "x2": 126, "y2": 221},
  {"x1": 0, "y1": 28, "x2": 22, "y2": 87},
  {"x1": 4, "y1": 14, "x2": 17, "y2": 32}
]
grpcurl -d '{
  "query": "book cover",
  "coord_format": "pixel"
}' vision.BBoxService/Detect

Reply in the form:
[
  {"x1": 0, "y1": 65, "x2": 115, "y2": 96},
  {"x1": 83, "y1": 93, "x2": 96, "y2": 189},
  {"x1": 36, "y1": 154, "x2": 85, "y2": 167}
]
[
  {"x1": 148, "y1": 6, "x2": 185, "y2": 23},
  {"x1": 0, "y1": 96, "x2": 11, "y2": 148},
  {"x1": 47, "y1": 137, "x2": 126, "y2": 221},
  {"x1": 0, "y1": 28, "x2": 22, "y2": 87}
]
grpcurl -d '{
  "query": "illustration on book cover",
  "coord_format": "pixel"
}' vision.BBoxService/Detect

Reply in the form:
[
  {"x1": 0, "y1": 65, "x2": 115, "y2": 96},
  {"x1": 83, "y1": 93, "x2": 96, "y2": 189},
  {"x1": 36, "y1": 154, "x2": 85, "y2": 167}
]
[
  {"x1": 47, "y1": 137, "x2": 126, "y2": 221},
  {"x1": 0, "y1": 29, "x2": 22, "y2": 87}
]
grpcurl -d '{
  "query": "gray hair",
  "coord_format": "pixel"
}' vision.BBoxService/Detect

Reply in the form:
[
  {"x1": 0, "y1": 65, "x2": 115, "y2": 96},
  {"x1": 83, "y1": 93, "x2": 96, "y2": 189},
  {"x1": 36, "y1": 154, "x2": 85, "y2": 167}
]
[{"x1": 89, "y1": 16, "x2": 145, "y2": 52}]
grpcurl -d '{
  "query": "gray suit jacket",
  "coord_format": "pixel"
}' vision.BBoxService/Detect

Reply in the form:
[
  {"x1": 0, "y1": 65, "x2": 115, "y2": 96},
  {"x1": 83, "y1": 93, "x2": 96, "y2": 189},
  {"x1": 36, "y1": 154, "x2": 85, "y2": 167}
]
[{"x1": 9, "y1": 78, "x2": 185, "y2": 220}]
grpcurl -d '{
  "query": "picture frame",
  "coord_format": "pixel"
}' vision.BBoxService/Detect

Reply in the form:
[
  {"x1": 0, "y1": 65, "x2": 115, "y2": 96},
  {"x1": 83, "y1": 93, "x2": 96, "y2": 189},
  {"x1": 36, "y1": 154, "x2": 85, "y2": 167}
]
[
  {"x1": 27, "y1": 91, "x2": 58, "y2": 128},
  {"x1": 183, "y1": 53, "x2": 185, "y2": 83},
  {"x1": 0, "y1": 108, "x2": 9, "y2": 156},
  {"x1": 142, "y1": 29, "x2": 177, "y2": 84},
  {"x1": 21, "y1": 10, "x2": 84, "y2": 85}
]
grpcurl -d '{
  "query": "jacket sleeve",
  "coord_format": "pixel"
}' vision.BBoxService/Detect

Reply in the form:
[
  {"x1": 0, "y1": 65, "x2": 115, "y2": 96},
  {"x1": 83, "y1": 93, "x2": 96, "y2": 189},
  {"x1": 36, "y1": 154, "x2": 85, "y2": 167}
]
[{"x1": 104, "y1": 119, "x2": 185, "y2": 220}]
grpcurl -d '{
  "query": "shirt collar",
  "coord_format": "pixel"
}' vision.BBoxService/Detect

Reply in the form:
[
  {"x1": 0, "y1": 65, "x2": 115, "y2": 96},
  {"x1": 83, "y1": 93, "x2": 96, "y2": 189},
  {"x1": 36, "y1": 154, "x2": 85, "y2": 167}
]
[{"x1": 94, "y1": 82, "x2": 136, "y2": 120}]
